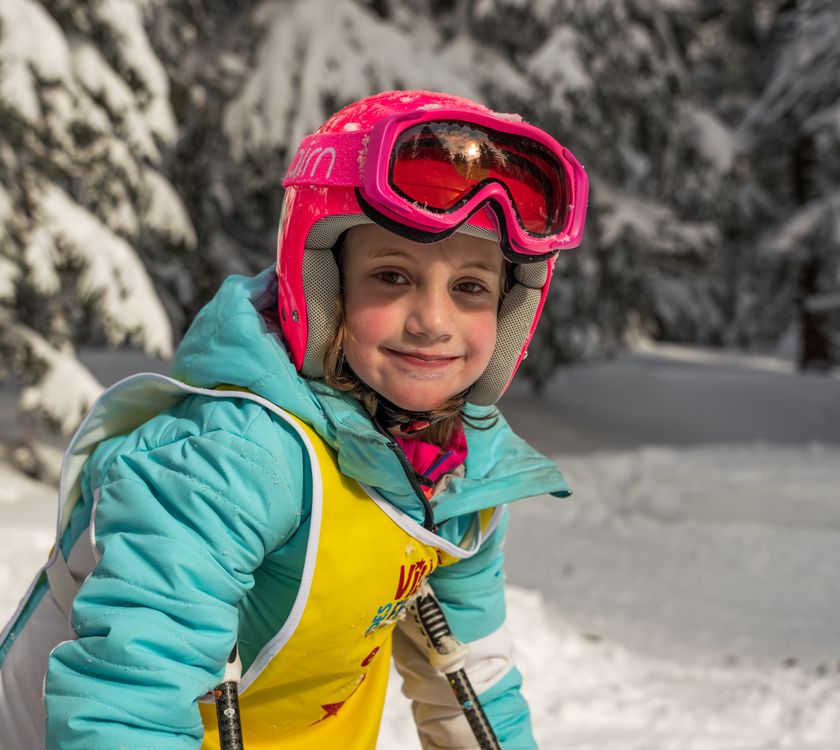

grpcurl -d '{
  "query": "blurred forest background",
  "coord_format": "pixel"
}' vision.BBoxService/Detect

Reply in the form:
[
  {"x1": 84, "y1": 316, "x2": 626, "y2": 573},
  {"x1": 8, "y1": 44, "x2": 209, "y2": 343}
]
[{"x1": 1, "y1": 0, "x2": 839, "y2": 436}]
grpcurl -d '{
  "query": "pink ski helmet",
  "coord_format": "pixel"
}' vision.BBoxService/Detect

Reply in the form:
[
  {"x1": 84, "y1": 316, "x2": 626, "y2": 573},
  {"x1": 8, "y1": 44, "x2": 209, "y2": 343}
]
[{"x1": 277, "y1": 90, "x2": 588, "y2": 405}]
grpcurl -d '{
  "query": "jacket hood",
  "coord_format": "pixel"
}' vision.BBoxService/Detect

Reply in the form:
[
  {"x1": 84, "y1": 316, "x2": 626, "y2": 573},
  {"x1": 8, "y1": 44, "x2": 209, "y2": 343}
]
[{"x1": 171, "y1": 269, "x2": 570, "y2": 524}]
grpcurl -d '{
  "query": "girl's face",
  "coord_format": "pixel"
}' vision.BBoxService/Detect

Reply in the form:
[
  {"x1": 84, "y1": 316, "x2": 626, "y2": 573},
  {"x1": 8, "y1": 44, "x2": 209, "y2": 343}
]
[{"x1": 341, "y1": 224, "x2": 503, "y2": 413}]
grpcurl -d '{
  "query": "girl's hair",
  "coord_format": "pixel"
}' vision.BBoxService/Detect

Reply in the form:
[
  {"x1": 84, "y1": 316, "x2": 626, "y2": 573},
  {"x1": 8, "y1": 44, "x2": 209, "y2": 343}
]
[{"x1": 321, "y1": 234, "x2": 512, "y2": 447}]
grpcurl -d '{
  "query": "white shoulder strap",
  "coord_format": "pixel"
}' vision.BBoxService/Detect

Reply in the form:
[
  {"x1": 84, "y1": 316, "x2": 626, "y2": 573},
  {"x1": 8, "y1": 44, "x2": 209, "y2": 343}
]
[{"x1": 45, "y1": 543, "x2": 78, "y2": 620}]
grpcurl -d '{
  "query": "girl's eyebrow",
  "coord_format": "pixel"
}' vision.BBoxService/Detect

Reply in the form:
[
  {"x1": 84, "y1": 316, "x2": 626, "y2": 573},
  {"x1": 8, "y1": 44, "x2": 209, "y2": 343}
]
[
  {"x1": 461, "y1": 260, "x2": 502, "y2": 274},
  {"x1": 366, "y1": 247, "x2": 500, "y2": 274},
  {"x1": 365, "y1": 247, "x2": 414, "y2": 261}
]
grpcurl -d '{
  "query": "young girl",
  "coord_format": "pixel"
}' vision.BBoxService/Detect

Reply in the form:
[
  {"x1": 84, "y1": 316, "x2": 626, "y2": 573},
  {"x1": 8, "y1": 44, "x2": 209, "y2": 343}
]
[{"x1": 0, "y1": 90, "x2": 587, "y2": 749}]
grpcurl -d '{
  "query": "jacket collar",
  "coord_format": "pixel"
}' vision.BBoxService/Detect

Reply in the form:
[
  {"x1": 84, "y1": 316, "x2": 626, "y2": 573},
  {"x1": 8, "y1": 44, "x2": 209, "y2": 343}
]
[{"x1": 171, "y1": 268, "x2": 570, "y2": 525}]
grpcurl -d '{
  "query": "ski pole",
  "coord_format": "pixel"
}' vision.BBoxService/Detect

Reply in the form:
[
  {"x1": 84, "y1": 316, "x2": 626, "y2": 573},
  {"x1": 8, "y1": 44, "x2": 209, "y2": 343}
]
[
  {"x1": 411, "y1": 583, "x2": 503, "y2": 750},
  {"x1": 214, "y1": 645, "x2": 245, "y2": 750}
]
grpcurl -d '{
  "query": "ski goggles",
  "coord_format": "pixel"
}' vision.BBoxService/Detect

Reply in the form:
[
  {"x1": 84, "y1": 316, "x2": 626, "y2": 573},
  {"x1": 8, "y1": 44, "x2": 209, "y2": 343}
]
[{"x1": 284, "y1": 108, "x2": 588, "y2": 261}]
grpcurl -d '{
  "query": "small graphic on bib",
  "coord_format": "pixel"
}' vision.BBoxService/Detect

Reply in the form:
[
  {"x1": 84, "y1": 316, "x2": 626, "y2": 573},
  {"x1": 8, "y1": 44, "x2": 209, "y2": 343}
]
[
  {"x1": 394, "y1": 557, "x2": 435, "y2": 599},
  {"x1": 365, "y1": 556, "x2": 437, "y2": 636},
  {"x1": 320, "y1": 702, "x2": 345, "y2": 718},
  {"x1": 361, "y1": 647, "x2": 380, "y2": 667}
]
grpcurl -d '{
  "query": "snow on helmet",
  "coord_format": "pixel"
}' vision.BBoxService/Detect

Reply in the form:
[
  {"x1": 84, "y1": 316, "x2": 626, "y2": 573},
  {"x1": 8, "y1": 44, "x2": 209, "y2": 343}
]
[{"x1": 276, "y1": 90, "x2": 585, "y2": 405}]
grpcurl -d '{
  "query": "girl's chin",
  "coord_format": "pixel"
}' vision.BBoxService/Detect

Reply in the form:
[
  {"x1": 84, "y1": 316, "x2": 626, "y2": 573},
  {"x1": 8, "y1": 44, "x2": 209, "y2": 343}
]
[{"x1": 379, "y1": 386, "x2": 458, "y2": 413}]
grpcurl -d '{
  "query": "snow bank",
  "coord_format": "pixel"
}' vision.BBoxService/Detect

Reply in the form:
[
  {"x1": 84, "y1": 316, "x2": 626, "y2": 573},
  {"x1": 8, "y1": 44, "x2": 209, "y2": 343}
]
[
  {"x1": 516, "y1": 443, "x2": 840, "y2": 665},
  {"x1": 511, "y1": 584, "x2": 840, "y2": 750},
  {"x1": 0, "y1": 463, "x2": 56, "y2": 618}
]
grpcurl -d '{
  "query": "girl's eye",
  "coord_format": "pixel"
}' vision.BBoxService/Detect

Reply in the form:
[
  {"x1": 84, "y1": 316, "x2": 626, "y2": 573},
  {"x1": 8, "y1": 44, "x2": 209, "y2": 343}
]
[
  {"x1": 455, "y1": 281, "x2": 490, "y2": 296},
  {"x1": 374, "y1": 270, "x2": 408, "y2": 286}
]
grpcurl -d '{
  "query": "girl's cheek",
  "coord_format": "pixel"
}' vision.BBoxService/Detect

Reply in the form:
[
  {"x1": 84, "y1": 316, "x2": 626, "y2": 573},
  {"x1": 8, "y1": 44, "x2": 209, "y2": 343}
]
[
  {"x1": 475, "y1": 314, "x2": 499, "y2": 352},
  {"x1": 345, "y1": 305, "x2": 391, "y2": 343},
  {"x1": 348, "y1": 304, "x2": 380, "y2": 327}
]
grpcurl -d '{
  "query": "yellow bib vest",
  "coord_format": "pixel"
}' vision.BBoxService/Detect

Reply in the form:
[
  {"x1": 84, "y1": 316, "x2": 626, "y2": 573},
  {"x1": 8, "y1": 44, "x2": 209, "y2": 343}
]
[
  {"x1": 199, "y1": 411, "x2": 496, "y2": 749},
  {"x1": 21, "y1": 374, "x2": 498, "y2": 750}
]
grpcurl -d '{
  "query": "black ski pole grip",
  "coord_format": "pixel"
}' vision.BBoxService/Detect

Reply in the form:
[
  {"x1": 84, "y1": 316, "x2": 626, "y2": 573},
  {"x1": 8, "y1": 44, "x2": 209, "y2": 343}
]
[{"x1": 214, "y1": 645, "x2": 244, "y2": 750}]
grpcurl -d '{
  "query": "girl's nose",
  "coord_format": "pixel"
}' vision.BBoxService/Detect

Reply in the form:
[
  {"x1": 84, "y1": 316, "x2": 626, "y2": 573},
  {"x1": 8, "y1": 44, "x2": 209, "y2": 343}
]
[{"x1": 405, "y1": 284, "x2": 452, "y2": 340}]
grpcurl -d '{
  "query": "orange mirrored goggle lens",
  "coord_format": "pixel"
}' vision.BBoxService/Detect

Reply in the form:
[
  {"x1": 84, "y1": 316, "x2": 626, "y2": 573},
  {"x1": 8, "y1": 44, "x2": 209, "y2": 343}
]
[{"x1": 390, "y1": 121, "x2": 568, "y2": 237}]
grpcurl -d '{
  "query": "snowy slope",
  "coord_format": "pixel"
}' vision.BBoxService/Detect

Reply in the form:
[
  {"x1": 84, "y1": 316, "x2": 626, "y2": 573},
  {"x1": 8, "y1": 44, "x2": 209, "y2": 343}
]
[
  {"x1": 506, "y1": 443, "x2": 840, "y2": 666},
  {"x1": 2, "y1": 345, "x2": 839, "y2": 748},
  {"x1": 499, "y1": 343, "x2": 840, "y2": 454},
  {"x1": 378, "y1": 443, "x2": 840, "y2": 749}
]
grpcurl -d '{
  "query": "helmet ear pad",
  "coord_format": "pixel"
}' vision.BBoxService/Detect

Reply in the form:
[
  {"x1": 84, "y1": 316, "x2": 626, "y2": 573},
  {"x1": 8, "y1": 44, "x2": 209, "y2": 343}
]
[
  {"x1": 469, "y1": 261, "x2": 548, "y2": 406},
  {"x1": 298, "y1": 215, "x2": 361, "y2": 379},
  {"x1": 298, "y1": 214, "x2": 549, "y2": 406}
]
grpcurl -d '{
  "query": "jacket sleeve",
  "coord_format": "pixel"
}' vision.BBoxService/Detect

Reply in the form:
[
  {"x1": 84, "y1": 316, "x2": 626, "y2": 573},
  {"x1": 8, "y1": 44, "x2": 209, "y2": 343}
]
[
  {"x1": 393, "y1": 507, "x2": 537, "y2": 749},
  {"x1": 44, "y1": 398, "x2": 307, "y2": 750}
]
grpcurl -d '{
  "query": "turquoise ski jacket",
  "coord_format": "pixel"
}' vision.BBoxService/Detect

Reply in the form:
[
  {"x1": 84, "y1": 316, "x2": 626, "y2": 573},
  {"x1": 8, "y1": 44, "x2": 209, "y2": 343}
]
[{"x1": 12, "y1": 269, "x2": 570, "y2": 748}]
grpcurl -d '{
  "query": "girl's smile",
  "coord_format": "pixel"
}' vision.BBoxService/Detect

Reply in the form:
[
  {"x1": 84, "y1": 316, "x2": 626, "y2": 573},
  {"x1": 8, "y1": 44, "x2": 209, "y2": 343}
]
[
  {"x1": 385, "y1": 349, "x2": 459, "y2": 371},
  {"x1": 340, "y1": 224, "x2": 503, "y2": 412},
  {"x1": 381, "y1": 349, "x2": 461, "y2": 385}
]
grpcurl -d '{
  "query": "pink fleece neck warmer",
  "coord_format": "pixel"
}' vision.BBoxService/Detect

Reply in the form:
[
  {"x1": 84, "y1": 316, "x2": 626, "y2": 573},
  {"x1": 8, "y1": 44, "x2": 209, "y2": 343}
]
[{"x1": 394, "y1": 425, "x2": 468, "y2": 498}]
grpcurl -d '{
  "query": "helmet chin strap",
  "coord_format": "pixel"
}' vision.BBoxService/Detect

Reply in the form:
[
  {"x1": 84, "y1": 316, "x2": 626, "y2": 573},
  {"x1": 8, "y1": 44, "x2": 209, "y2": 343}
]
[
  {"x1": 374, "y1": 390, "x2": 469, "y2": 436},
  {"x1": 374, "y1": 394, "x2": 436, "y2": 436}
]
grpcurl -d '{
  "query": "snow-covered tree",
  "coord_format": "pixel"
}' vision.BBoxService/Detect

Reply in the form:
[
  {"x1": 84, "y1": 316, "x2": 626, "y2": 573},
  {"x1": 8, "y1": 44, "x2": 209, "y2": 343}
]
[
  {"x1": 151, "y1": 0, "x2": 528, "y2": 314},
  {"x1": 0, "y1": 0, "x2": 194, "y2": 432},
  {"x1": 739, "y1": 0, "x2": 840, "y2": 368},
  {"x1": 449, "y1": 0, "x2": 729, "y2": 385},
  {"x1": 2, "y1": 0, "x2": 837, "y2": 439}
]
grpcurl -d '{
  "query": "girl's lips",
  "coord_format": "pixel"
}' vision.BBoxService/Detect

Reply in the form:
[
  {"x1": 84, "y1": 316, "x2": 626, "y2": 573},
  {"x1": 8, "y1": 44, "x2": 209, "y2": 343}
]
[{"x1": 384, "y1": 349, "x2": 460, "y2": 368}]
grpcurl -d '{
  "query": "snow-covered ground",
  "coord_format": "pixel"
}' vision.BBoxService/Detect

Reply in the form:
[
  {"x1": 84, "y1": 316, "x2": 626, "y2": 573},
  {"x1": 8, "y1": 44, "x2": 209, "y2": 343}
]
[{"x1": 2, "y1": 345, "x2": 839, "y2": 748}]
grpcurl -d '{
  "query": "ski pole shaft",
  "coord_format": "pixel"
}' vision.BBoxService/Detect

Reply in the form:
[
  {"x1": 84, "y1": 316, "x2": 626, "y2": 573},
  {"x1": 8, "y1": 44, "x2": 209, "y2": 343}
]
[
  {"x1": 444, "y1": 666, "x2": 502, "y2": 750},
  {"x1": 413, "y1": 585, "x2": 503, "y2": 750},
  {"x1": 214, "y1": 646, "x2": 244, "y2": 750}
]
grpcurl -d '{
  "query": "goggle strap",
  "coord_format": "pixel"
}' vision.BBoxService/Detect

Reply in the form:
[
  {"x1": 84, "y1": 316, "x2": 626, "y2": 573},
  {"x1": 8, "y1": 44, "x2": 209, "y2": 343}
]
[{"x1": 283, "y1": 131, "x2": 367, "y2": 187}]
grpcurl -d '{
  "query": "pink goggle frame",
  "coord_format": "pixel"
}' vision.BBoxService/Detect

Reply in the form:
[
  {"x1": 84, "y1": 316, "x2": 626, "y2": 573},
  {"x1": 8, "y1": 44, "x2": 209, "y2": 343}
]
[{"x1": 284, "y1": 107, "x2": 588, "y2": 262}]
